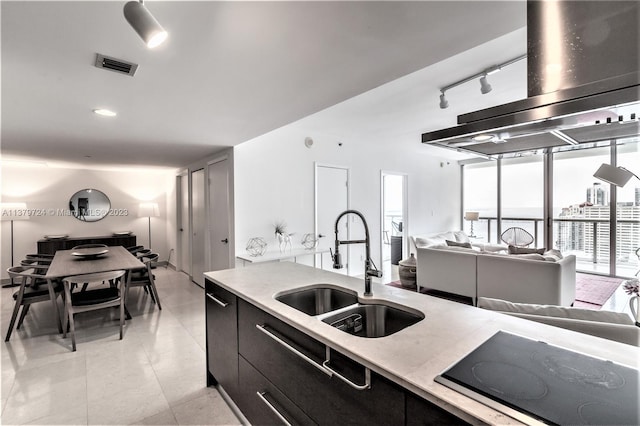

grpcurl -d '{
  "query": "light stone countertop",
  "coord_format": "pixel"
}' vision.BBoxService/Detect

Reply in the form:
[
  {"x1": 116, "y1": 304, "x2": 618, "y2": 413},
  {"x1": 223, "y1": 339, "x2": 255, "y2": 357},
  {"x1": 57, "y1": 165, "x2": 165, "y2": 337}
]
[{"x1": 204, "y1": 262, "x2": 640, "y2": 425}]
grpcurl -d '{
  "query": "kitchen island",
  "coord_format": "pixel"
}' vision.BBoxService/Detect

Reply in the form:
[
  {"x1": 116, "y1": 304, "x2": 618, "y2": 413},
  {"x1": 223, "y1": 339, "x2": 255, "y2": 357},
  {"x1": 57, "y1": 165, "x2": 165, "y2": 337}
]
[{"x1": 205, "y1": 262, "x2": 639, "y2": 425}]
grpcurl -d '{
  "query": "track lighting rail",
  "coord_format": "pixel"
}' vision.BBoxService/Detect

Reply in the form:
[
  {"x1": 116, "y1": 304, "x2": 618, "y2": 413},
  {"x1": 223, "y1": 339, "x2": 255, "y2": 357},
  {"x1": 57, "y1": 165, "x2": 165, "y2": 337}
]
[{"x1": 439, "y1": 54, "x2": 527, "y2": 109}]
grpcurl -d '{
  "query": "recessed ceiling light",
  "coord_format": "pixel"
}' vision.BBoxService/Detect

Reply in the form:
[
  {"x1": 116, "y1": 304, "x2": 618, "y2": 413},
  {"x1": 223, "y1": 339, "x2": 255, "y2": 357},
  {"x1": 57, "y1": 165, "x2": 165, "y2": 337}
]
[{"x1": 93, "y1": 109, "x2": 117, "y2": 117}]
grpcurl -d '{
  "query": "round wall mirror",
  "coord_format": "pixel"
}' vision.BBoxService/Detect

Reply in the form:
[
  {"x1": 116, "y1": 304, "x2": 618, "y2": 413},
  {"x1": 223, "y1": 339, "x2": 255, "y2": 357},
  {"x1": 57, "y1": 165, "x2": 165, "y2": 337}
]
[{"x1": 69, "y1": 189, "x2": 110, "y2": 222}]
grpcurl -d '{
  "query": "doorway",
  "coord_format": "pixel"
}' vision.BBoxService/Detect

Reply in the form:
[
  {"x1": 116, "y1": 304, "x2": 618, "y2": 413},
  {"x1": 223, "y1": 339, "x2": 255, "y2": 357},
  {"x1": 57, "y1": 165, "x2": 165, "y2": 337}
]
[
  {"x1": 315, "y1": 163, "x2": 350, "y2": 274},
  {"x1": 380, "y1": 171, "x2": 407, "y2": 283},
  {"x1": 207, "y1": 157, "x2": 232, "y2": 272},
  {"x1": 191, "y1": 168, "x2": 205, "y2": 287},
  {"x1": 177, "y1": 172, "x2": 191, "y2": 275}
]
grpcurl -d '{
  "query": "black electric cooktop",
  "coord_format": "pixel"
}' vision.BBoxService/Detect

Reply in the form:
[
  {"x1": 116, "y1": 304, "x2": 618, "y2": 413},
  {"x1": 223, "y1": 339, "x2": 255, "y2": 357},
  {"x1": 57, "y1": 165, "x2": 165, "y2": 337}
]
[{"x1": 435, "y1": 331, "x2": 640, "y2": 425}]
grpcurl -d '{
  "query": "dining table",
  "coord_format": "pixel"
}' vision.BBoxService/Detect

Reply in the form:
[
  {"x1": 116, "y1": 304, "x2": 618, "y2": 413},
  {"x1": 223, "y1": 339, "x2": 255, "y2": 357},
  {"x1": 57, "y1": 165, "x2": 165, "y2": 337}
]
[{"x1": 45, "y1": 246, "x2": 145, "y2": 331}]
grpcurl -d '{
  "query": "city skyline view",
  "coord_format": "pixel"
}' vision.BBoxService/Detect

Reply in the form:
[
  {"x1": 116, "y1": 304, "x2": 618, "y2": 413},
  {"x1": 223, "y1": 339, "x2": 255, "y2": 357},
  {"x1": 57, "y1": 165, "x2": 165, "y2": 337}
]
[{"x1": 463, "y1": 144, "x2": 639, "y2": 277}]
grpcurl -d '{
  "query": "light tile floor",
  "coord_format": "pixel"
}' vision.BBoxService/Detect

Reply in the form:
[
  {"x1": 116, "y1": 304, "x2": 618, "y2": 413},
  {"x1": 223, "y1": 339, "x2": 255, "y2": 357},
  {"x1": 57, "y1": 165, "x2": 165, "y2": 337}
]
[{"x1": 1, "y1": 268, "x2": 242, "y2": 425}]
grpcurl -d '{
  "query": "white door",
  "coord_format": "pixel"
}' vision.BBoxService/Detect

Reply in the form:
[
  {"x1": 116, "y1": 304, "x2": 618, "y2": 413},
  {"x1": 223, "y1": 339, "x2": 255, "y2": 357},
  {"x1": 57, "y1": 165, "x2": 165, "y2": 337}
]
[
  {"x1": 208, "y1": 158, "x2": 231, "y2": 271},
  {"x1": 316, "y1": 164, "x2": 349, "y2": 274},
  {"x1": 179, "y1": 174, "x2": 191, "y2": 274},
  {"x1": 191, "y1": 169, "x2": 205, "y2": 286}
]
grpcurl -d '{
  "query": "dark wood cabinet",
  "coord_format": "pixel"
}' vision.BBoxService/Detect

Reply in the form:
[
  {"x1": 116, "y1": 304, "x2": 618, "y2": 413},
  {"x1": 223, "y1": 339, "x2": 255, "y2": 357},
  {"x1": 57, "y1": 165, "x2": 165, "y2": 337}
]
[
  {"x1": 205, "y1": 279, "x2": 239, "y2": 400},
  {"x1": 206, "y1": 286, "x2": 466, "y2": 425},
  {"x1": 37, "y1": 234, "x2": 137, "y2": 254},
  {"x1": 406, "y1": 391, "x2": 469, "y2": 425},
  {"x1": 238, "y1": 356, "x2": 316, "y2": 425},
  {"x1": 237, "y1": 299, "x2": 405, "y2": 425}
]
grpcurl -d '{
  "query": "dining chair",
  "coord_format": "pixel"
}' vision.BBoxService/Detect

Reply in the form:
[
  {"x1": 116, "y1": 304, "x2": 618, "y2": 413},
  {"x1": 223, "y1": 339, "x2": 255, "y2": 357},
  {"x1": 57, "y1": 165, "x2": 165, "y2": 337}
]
[
  {"x1": 62, "y1": 269, "x2": 127, "y2": 352},
  {"x1": 5, "y1": 266, "x2": 63, "y2": 342},
  {"x1": 134, "y1": 248, "x2": 152, "y2": 258},
  {"x1": 69, "y1": 245, "x2": 110, "y2": 291},
  {"x1": 128, "y1": 253, "x2": 161, "y2": 310}
]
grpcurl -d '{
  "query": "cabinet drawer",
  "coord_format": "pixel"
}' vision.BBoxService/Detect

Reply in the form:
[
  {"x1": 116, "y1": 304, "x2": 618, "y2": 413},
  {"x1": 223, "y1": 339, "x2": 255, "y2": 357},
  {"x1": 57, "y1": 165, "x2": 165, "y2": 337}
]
[
  {"x1": 205, "y1": 280, "x2": 238, "y2": 398},
  {"x1": 238, "y1": 356, "x2": 316, "y2": 426},
  {"x1": 238, "y1": 299, "x2": 405, "y2": 425}
]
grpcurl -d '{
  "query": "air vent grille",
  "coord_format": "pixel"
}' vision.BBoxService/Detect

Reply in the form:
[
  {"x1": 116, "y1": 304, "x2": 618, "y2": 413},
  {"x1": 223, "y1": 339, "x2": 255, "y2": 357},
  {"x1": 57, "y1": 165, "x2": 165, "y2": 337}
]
[{"x1": 94, "y1": 53, "x2": 138, "y2": 76}]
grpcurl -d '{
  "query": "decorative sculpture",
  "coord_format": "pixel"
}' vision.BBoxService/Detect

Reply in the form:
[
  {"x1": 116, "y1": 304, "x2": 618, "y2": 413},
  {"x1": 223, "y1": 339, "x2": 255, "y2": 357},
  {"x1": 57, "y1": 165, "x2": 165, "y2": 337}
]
[
  {"x1": 246, "y1": 237, "x2": 267, "y2": 257},
  {"x1": 301, "y1": 233, "x2": 319, "y2": 250},
  {"x1": 274, "y1": 221, "x2": 294, "y2": 253}
]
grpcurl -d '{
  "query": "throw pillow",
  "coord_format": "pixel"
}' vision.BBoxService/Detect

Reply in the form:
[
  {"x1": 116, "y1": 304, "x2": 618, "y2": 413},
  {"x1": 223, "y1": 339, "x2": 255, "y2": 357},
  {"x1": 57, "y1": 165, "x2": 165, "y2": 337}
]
[
  {"x1": 414, "y1": 237, "x2": 431, "y2": 248},
  {"x1": 543, "y1": 249, "x2": 564, "y2": 259},
  {"x1": 445, "y1": 240, "x2": 472, "y2": 249},
  {"x1": 453, "y1": 231, "x2": 470, "y2": 244},
  {"x1": 477, "y1": 297, "x2": 634, "y2": 325},
  {"x1": 508, "y1": 245, "x2": 546, "y2": 255}
]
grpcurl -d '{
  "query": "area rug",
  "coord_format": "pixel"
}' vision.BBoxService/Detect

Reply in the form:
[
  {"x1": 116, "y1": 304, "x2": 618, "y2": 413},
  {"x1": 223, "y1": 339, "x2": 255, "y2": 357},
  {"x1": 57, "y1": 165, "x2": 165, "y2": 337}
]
[
  {"x1": 573, "y1": 273, "x2": 623, "y2": 309},
  {"x1": 386, "y1": 272, "x2": 623, "y2": 310}
]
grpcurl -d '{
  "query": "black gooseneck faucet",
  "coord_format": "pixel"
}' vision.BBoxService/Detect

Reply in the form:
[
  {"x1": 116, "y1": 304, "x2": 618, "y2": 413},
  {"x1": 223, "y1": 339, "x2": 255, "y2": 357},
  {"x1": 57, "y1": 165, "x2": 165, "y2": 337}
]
[{"x1": 332, "y1": 209, "x2": 382, "y2": 296}]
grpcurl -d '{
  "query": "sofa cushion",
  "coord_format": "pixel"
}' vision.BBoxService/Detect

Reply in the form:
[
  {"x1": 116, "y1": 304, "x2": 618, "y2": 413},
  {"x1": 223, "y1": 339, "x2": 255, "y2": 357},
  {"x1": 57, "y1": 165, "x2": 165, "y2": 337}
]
[
  {"x1": 478, "y1": 297, "x2": 634, "y2": 325},
  {"x1": 432, "y1": 244, "x2": 478, "y2": 253},
  {"x1": 508, "y1": 245, "x2": 546, "y2": 255},
  {"x1": 453, "y1": 231, "x2": 470, "y2": 244},
  {"x1": 414, "y1": 231, "x2": 456, "y2": 248},
  {"x1": 542, "y1": 249, "x2": 564, "y2": 262},
  {"x1": 445, "y1": 240, "x2": 472, "y2": 249}
]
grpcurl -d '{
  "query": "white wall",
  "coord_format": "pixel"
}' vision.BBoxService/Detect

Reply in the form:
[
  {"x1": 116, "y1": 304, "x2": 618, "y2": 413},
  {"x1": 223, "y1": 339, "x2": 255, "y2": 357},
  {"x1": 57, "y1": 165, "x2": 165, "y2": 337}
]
[
  {"x1": 234, "y1": 125, "x2": 460, "y2": 273},
  {"x1": 1, "y1": 163, "x2": 176, "y2": 279}
]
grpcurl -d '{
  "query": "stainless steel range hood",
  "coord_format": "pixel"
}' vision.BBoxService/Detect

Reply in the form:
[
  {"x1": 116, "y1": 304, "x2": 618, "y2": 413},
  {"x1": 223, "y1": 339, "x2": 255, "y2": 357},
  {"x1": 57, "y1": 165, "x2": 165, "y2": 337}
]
[{"x1": 422, "y1": 1, "x2": 640, "y2": 158}]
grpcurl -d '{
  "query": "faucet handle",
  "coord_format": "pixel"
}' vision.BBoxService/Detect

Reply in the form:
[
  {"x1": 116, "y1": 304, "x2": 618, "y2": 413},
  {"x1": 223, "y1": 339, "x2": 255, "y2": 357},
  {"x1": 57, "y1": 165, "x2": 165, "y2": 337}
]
[{"x1": 367, "y1": 269, "x2": 382, "y2": 278}]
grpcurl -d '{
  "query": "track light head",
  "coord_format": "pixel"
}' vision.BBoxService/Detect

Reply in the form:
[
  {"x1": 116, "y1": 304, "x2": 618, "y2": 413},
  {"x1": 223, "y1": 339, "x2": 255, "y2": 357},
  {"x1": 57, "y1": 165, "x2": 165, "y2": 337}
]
[
  {"x1": 439, "y1": 92, "x2": 449, "y2": 109},
  {"x1": 479, "y1": 75, "x2": 492, "y2": 94},
  {"x1": 124, "y1": 1, "x2": 168, "y2": 49}
]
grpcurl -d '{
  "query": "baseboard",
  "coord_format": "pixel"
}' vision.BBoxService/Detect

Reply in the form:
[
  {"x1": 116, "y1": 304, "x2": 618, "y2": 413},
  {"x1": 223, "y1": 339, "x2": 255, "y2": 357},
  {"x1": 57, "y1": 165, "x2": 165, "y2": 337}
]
[{"x1": 151, "y1": 261, "x2": 176, "y2": 270}]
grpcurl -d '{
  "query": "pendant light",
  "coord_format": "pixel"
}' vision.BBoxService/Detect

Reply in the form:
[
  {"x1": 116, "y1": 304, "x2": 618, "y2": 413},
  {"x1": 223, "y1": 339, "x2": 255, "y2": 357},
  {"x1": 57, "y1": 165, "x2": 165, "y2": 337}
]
[{"x1": 123, "y1": 0, "x2": 168, "y2": 49}]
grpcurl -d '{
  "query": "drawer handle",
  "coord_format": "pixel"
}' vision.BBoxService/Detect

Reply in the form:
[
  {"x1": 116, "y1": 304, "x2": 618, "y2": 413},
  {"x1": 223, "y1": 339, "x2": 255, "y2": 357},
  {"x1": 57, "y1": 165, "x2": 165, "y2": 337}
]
[
  {"x1": 322, "y1": 360, "x2": 371, "y2": 391},
  {"x1": 206, "y1": 293, "x2": 229, "y2": 307},
  {"x1": 256, "y1": 324, "x2": 332, "y2": 377},
  {"x1": 256, "y1": 391, "x2": 292, "y2": 426}
]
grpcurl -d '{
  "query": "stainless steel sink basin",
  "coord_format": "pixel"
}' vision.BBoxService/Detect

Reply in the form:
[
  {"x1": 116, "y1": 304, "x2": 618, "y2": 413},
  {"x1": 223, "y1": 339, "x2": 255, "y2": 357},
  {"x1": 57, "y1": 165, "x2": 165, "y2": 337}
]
[
  {"x1": 275, "y1": 286, "x2": 359, "y2": 316},
  {"x1": 321, "y1": 303, "x2": 424, "y2": 338}
]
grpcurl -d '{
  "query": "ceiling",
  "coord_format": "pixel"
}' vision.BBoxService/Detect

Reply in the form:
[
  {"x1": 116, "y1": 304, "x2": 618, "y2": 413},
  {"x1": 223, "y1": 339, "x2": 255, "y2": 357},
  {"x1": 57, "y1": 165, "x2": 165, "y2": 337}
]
[{"x1": 1, "y1": 1, "x2": 526, "y2": 169}]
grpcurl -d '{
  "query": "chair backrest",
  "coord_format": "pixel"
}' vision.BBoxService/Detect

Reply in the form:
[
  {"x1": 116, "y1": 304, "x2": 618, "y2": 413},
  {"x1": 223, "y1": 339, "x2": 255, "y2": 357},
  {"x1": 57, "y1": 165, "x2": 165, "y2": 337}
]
[
  {"x1": 21, "y1": 257, "x2": 51, "y2": 264},
  {"x1": 7, "y1": 266, "x2": 47, "y2": 286},
  {"x1": 8, "y1": 265, "x2": 42, "y2": 277},
  {"x1": 25, "y1": 253, "x2": 55, "y2": 259},
  {"x1": 71, "y1": 244, "x2": 108, "y2": 250},
  {"x1": 63, "y1": 269, "x2": 126, "y2": 288},
  {"x1": 501, "y1": 227, "x2": 535, "y2": 247},
  {"x1": 126, "y1": 245, "x2": 145, "y2": 253},
  {"x1": 20, "y1": 258, "x2": 50, "y2": 272},
  {"x1": 135, "y1": 249, "x2": 152, "y2": 258},
  {"x1": 139, "y1": 253, "x2": 159, "y2": 266}
]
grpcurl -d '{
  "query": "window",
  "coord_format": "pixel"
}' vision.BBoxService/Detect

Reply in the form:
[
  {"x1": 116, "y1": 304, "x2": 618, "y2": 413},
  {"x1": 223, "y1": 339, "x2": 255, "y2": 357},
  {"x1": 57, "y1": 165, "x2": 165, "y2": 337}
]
[
  {"x1": 463, "y1": 162, "x2": 497, "y2": 243},
  {"x1": 501, "y1": 156, "x2": 544, "y2": 246},
  {"x1": 461, "y1": 140, "x2": 640, "y2": 277}
]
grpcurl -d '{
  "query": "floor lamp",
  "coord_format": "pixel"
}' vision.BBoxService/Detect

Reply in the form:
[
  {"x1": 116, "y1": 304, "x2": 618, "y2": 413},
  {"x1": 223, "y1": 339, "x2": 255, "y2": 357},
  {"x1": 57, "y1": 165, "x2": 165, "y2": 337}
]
[
  {"x1": 593, "y1": 163, "x2": 639, "y2": 187},
  {"x1": 2, "y1": 202, "x2": 29, "y2": 288},
  {"x1": 138, "y1": 202, "x2": 159, "y2": 249}
]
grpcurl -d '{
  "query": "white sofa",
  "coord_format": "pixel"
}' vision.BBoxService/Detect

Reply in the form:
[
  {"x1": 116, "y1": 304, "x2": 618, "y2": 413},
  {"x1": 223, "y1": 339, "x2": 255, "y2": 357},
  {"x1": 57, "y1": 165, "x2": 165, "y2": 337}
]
[
  {"x1": 478, "y1": 297, "x2": 640, "y2": 347},
  {"x1": 412, "y1": 231, "x2": 576, "y2": 306}
]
